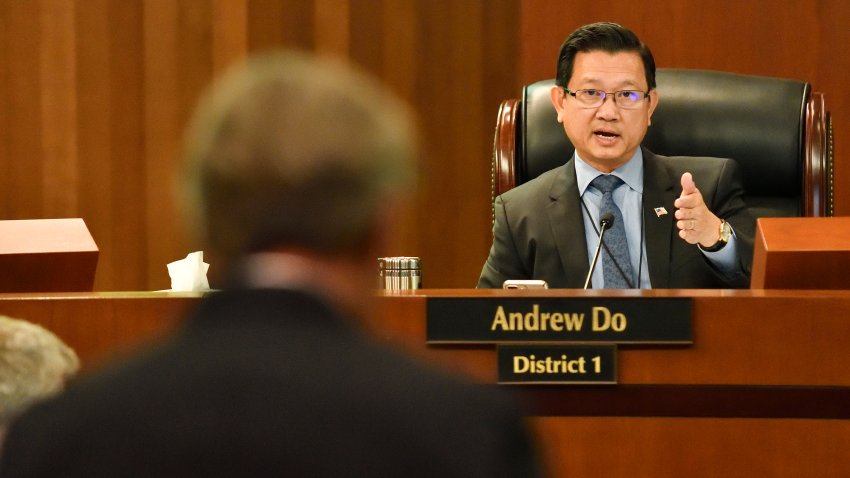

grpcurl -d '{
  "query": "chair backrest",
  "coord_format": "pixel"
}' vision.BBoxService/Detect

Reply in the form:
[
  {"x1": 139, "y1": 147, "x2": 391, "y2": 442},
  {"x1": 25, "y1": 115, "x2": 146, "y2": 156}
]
[{"x1": 493, "y1": 68, "x2": 833, "y2": 218}]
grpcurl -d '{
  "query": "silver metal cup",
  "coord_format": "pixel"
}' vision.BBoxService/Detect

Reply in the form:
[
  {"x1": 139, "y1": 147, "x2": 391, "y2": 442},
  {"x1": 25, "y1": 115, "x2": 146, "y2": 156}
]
[{"x1": 377, "y1": 256, "x2": 421, "y2": 290}]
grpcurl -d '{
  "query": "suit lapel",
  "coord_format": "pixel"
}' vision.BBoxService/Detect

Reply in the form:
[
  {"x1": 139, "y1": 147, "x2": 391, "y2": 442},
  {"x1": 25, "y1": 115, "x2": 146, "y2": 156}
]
[
  {"x1": 547, "y1": 159, "x2": 589, "y2": 288},
  {"x1": 642, "y1": 149, "x2": 678, "y2": 288}
]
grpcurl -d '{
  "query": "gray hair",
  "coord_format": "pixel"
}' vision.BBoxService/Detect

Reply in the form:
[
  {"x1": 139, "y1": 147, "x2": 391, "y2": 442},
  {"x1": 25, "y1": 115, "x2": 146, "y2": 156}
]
[
  {"x1": 0, "y1": 316, "x2": 79, "y2": 424},
  {"x1": 182, "y1": 51, "x2": 417, "y2": 265}
]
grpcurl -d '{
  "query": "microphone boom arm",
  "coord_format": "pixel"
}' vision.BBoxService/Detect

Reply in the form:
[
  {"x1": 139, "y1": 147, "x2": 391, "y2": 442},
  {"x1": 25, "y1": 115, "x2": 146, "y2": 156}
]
[{"x1": 583, "y1": 213, "x2": 613, "y2": 289}]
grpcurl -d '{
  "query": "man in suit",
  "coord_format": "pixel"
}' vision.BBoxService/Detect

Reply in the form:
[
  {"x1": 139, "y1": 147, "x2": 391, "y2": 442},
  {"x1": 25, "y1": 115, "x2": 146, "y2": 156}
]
[
  {"x1": 0, "y1": 52, "x2": 542, "y2": 477},
  {"x1": 478, "y1": 22, "x2": 754, "y2": 289}
]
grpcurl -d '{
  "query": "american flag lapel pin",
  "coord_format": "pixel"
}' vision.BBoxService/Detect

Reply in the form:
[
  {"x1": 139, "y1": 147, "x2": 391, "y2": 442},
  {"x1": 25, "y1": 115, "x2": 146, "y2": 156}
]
[{"x1": 654, "y1": 206, "x2": 668, "y2": 217}]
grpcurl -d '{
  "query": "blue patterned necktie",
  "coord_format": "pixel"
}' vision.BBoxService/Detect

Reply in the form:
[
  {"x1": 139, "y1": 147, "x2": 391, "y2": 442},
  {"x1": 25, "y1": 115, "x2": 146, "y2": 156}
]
[{"x1": 590, "y1": 174, "x2": 634, "y2": 288}]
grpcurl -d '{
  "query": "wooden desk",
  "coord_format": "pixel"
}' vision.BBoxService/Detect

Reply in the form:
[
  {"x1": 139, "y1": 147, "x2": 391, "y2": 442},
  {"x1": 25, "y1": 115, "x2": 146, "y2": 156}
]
[
  {"x1": 0, "y1": 291, "x2": 199, "y2": 369},
  {"x1": 374, "y1": 289, "x2": 850, "y2": 477},
  {"x1": 1, "y1": 289, "x2": 848, "y2": 477}
]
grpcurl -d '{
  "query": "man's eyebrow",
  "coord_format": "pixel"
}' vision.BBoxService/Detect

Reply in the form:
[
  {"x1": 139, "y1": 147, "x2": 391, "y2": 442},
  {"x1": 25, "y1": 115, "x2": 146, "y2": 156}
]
[{"x1": 572, "y1": 76, "x2": 644, "y2": 90}]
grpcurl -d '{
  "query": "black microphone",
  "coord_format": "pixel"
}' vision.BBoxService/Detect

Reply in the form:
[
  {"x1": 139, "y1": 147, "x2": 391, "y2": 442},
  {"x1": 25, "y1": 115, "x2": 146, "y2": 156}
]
[{"x1": 584, "y1": 212, "x2": 614, "y2": 289}]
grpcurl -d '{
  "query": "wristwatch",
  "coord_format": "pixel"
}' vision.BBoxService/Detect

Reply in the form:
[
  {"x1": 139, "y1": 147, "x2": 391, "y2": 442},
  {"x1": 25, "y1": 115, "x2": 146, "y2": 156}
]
[{"x1": 702, "y1": 220, "x2": 732, "y2": 252}]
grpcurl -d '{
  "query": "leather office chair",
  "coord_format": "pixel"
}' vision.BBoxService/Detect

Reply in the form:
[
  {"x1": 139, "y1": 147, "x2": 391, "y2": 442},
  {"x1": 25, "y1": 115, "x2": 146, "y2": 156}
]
[{"x1": 493, "y1": 69, "x2": 833, "y2": 218}]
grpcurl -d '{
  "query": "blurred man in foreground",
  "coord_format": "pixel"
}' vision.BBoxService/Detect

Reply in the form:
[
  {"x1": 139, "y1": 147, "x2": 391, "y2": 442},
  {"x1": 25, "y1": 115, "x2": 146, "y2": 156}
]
[{"x1": 0, "y1": 52, "x2": 541, "y2": 477}]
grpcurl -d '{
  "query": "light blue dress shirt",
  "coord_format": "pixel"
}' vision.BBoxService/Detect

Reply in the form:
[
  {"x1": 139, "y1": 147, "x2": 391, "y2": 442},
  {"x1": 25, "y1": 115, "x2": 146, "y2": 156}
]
[{"x1": 576, "y1": 149, "x2": 739, "y2": 289}]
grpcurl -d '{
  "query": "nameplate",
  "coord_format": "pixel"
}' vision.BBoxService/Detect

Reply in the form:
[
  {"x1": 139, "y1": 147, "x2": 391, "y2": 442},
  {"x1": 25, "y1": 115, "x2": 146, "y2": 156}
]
[
  {"x1": 497, "y1": 345, "x2": 617, "y2": 384},
  {"x1": 426, "y1": 297, "x2": 691, "y2": 344}
]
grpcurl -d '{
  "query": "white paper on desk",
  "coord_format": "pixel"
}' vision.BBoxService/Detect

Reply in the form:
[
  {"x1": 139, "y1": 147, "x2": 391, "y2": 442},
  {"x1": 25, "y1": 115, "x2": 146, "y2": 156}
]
[{"x1": 167, "y1": 251, "x2": 210, "y2": 291}]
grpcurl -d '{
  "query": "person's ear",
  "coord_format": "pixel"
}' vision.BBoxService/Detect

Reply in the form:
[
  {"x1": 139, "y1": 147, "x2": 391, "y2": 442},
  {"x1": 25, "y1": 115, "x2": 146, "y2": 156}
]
[
  {"x1": 550, "y1": 86, "x2": 566, "y2": 123},
  {"x1": 647, "y1": 89, "x2": 659, "y2": 126}
]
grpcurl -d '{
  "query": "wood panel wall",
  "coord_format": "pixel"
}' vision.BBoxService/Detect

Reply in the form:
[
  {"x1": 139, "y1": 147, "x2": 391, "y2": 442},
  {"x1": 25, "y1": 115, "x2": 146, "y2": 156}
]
[
  {"x1": 0, "y1": 0, "x2": 248, "y2": 291},
  {"x1": 0, "y1": 0, "x2": 518, "y2": 290},
  {"x1": 520, "y1": 0, "x2": 850, "y2": 215},
  {"x1": 2, "y1": 1, "x2": 846, "y2": 291}
]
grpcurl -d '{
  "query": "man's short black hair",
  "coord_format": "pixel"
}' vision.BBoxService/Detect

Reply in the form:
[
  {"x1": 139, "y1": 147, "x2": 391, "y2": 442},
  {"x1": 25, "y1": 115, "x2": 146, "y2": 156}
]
[{"x1": 555, "y1": 22, "x2": 656, "y2": 89}]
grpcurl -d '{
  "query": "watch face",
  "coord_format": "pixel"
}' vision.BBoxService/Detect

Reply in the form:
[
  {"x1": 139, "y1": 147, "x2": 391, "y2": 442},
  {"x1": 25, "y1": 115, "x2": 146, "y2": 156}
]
[{"x1": 720, "y1": 221, "x2": 732, "y2": 242}]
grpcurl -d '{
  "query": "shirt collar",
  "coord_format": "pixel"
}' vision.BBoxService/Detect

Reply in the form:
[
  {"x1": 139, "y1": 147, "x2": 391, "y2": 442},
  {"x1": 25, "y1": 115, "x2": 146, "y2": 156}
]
[{"x1": 575, "y1": 148, "x2": 644, "y2": 195}]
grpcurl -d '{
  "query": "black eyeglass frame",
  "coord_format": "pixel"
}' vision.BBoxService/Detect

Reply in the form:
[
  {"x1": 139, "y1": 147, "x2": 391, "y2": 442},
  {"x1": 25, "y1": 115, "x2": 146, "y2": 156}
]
[{"x1": 563, "y1": 88, "x2": 651, "y2": 109}]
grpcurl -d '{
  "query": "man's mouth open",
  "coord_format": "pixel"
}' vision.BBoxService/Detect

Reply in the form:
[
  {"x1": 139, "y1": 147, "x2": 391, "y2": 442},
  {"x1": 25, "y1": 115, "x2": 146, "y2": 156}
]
[{"x1": 594, "y1": 130, "x2": 620, "y2": 139}]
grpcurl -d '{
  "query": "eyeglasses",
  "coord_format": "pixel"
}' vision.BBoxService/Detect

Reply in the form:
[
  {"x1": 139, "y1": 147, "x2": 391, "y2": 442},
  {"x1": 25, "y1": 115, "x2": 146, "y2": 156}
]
[{"x1": 564, "y1": 88, "x2": 650, "y2": 109}]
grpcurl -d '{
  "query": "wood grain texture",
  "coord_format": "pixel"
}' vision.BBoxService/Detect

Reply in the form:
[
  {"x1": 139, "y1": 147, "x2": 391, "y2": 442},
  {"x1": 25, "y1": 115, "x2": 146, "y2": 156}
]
[
  {"x1": 0, "y1": 0, "x2": 516, "y2": 290},
  {"x1": 7, "y1": 1, "x2": 842, "y2": 291},
  {"x1": 533, "y1": 417, "x2": 850, "y2": 477},
  {"x1": 3, "y1": 289, "x2": 849, "y2": 476}
]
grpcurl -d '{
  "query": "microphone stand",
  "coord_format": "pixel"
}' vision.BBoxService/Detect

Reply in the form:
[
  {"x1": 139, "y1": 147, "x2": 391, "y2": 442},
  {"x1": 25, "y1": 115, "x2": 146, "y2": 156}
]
[{"x1": 583, "y1": 214, "x2": 613, "y2": 289}]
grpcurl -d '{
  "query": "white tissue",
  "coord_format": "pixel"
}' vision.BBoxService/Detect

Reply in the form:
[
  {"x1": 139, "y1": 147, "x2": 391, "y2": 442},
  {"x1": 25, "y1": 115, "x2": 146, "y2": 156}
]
[{"x1": 167, "y1": 251, "x2": 210, "y2": 291}]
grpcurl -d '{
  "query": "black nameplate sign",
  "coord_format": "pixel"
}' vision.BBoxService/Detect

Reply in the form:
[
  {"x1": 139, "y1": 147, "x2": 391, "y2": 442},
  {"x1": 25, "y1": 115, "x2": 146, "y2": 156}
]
[
  {"x1": 497, "y1": 345, "x2": 617, "y2": 384},
  {"x1": 427, "y1": 297, "x2": 691, "y2": 344}
]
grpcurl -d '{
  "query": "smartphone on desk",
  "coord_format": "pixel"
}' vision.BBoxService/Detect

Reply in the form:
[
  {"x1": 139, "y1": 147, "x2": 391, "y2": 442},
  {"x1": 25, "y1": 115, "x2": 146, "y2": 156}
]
[{"x1": 502, "y1": 279, "x2": 549, "y2": 289}]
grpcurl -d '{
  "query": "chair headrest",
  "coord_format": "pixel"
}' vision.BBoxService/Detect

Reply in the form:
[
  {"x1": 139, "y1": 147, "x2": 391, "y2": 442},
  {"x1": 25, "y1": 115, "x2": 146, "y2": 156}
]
[{"x1": 521, "y1": 69, "x2": 810, "y2": 203}]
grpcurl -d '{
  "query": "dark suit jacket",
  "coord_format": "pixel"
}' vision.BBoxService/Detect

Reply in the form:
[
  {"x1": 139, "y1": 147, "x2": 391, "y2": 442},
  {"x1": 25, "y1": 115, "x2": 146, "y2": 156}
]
[
  {"x1": 0, "y1": 288, "x2": 541, "y2": 477},
  {"x1": 478, "y1": 148, "x2": 755, "y2": 289}
]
